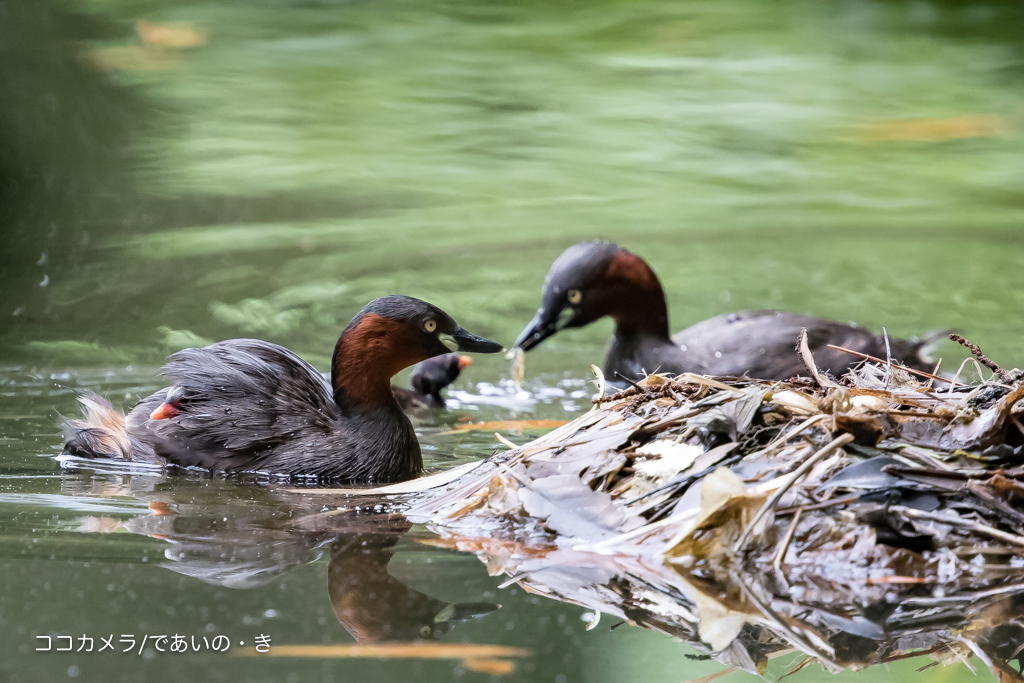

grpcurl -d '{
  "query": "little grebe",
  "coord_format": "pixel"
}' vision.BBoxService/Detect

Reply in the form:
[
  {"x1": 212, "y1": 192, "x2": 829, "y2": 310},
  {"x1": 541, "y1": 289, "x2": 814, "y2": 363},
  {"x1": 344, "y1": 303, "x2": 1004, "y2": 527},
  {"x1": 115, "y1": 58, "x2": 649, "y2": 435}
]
[
  {"x1": 514, "y1": 241, "x2": 934, "y2": 382},
  {"x1": 392, "y1": 354, "x2": 472, "y2": 411},
  {"x1": 62, "y1": 296, "x2": 502, "y2": 482}
]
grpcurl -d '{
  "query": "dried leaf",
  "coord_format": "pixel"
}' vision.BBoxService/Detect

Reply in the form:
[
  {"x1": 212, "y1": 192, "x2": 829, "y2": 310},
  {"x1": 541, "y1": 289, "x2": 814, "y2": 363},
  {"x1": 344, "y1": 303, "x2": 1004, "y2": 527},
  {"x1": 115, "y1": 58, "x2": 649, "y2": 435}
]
[{"x1": 692, "y1": 589, "x2": 748, "y2": 651}]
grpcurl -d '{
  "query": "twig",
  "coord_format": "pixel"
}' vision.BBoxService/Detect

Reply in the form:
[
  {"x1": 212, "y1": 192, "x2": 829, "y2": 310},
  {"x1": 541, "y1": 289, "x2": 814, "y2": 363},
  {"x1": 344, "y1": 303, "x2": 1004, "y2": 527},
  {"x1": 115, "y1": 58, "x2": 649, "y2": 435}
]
[
  {"x1": 891, "y1": 506, "x2": 1024, "y2": 548},
  {"x1": 928, "y1": 358, "x2": 942, "y2": 390},
  {"x1": 880, "y1": 465, "x2": 989, "y2": 480},
  {"x1": 772, "y1": 506, "x2": 802, "y2": 572},
  {"x1": 864, "y1": 575, "x2": 934, "y2": 585},
  {"x1": 947, "y1": 356, "x2": 972, "y2": 394},
  {"x1": 883, "y1": 327, "x2": 893, "y2": 389},
  {"x1": 765, "y1": 414, "x2": 828, "y2": 451},
  {"x1": 674, "y1": 373, "x2": 746, "y2": 394},
  {"x1": 902, "y1": 581, "x2": 1024, "y2": 606},
  {"x1": 497, "y1": 572, "x2": 534, "y2": 589},
  {"x1": 681, "y1": 668, "x2": 736, "y2": 683},
  {"x1": 614, "y1": 372, "x2": 645, "y2": 391},
  {"x1": 776, "y1": 494, "x2": 860, "y2": 515},
  {"x1": 826, "y1": 344, "x2": 966, "y2": 387},
  {"x1": 778, "y1": 656, "x2": 815, "y2": 683},
  {"x1": 733, "y1": 433, "x2": 855, "y2": 551},
  {"x1": 950, "y1": 333, "x2": 1009, "y2": 381}
]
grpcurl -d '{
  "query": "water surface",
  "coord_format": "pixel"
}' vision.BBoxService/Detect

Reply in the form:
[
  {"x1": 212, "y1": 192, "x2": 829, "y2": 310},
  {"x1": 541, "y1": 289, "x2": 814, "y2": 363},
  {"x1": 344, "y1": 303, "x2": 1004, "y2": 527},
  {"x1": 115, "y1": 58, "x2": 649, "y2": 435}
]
[{"x1": 3, "y1": 0, "x2": 1024, "y2": 680}]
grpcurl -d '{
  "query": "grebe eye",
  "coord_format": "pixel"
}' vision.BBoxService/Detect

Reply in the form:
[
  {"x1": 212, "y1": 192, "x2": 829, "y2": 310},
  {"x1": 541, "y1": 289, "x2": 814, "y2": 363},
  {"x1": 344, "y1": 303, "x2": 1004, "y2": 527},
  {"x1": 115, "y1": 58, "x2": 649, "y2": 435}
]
[
  {"x1": 567, "y1": 289, "x2": 582, "y2": 304},
  {"x1": 424, "y1": 319, "x2": 437, "y2": 333}
]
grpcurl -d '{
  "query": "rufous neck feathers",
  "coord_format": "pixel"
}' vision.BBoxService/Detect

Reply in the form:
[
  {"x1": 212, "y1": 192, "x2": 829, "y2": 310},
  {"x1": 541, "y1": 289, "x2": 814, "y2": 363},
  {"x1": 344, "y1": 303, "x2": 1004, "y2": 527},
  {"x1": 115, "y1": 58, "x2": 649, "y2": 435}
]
[
  {"x1": 603, "y1": 250, "x2": 671, "y2": 340},
  {"x1": 331, "y1": 313, "x2": 425, "y2": 411}
]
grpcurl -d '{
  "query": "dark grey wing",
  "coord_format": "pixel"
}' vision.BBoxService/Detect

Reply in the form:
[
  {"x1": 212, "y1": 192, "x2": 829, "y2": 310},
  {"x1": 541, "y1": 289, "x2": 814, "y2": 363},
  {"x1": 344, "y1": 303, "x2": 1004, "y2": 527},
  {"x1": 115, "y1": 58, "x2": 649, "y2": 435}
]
[
  {"x1": 671, "y1": 311, "x2": 806, "y2": 378},
  {"x1": 128, "y1": 339, "x2": 339, "y2": 469},
  {"x1": 805, "y1": 318, "x2": 931, "y2": 375},
  {"x1": 671, "y1": 311, "x2": 927, "y2": 379}
]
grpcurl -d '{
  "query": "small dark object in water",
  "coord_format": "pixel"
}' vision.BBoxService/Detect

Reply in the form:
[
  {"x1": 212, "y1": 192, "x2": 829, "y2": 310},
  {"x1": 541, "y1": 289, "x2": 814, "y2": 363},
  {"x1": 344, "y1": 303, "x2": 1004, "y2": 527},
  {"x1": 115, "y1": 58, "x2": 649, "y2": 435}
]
[
  {"x1": 60, "y1": 296, "x2": 503, "y2": 482},
  {"x1": 514, "y1": 240, "x2": 936, "y2": 381},
  {"x1": 393, "y1": 354, "x2": 472, "y2": 411}
]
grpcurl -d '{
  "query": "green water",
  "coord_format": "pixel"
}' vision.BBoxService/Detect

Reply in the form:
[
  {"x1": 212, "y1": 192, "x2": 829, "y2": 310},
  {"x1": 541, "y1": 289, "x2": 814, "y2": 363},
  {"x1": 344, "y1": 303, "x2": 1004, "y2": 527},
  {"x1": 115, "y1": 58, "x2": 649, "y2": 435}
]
[{"x1": 2, "y1": 0, "x2": 1024, "y2": 680}]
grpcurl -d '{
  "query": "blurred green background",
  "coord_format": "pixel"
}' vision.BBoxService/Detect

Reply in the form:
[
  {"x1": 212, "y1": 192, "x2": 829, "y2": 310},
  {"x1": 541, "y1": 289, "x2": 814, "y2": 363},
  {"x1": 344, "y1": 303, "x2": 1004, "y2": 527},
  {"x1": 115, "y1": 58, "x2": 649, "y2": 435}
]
[
  {"x1": 4, "y1": 0, "x2": 1024, "y2": 373},
  {"x1": 2, "y1": 0, "x2": 1024, "y2": 681}
]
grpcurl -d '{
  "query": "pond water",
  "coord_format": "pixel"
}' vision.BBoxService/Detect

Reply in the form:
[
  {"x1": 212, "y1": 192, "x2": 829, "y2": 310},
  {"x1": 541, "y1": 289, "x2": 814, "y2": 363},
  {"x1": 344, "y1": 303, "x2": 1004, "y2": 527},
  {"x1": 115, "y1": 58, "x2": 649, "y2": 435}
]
[{"x1": 3, "y1": 0, "x2": 1024, "y2": 681}]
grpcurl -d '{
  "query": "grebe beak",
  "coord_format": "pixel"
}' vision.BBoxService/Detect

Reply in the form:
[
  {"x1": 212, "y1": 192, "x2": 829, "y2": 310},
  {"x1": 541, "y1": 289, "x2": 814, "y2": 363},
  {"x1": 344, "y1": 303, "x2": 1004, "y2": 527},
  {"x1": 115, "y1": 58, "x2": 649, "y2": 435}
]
[
  {"x1": 444, "y1": 327, "x2": 504, "y2": 354},
  {"x1": 514, "y1": 308, "x2": 557, "y2": 351}
]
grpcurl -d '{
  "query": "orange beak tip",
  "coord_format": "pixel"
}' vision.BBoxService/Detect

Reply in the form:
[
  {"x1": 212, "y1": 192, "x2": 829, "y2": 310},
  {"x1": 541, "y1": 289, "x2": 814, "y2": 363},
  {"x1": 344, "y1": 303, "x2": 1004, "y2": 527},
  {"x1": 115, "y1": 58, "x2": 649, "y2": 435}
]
[
  {"x1": 149, "y1": 502, "x2": 176, "y2": 516},
  {"x1": 149, "y1": 403, "x2": 179, "y2": 421},
  {"x1": 457, "y1": 356, "x2": 473, "y2": 370}
]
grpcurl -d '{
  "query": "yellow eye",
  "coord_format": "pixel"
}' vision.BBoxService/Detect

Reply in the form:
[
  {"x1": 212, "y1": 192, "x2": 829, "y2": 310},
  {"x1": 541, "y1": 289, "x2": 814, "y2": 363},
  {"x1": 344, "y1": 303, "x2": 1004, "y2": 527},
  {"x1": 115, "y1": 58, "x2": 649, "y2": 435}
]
[
  {"x1": 567, "y1": 289, "x2": 582, "y2": 304},
  {"x1": 424, "y1": 320, "x2": 437, "y2": 333}
]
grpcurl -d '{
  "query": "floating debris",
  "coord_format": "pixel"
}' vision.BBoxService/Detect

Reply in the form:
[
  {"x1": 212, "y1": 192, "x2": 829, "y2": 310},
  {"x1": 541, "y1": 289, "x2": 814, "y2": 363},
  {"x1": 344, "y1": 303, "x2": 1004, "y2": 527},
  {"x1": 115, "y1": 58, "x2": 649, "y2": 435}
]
[
  {"x1": 235, "y1": 643, "x2": 530, "y2": 673},
  {"x1": 438, "y1": 419, "x2": 569, "y2": 436},
  {"x1": 407, "y1": 335, "x2": 1024, "y2": 680},
  {"x1": 507, "y1": 347, "x2": 525, "y2": 391}
]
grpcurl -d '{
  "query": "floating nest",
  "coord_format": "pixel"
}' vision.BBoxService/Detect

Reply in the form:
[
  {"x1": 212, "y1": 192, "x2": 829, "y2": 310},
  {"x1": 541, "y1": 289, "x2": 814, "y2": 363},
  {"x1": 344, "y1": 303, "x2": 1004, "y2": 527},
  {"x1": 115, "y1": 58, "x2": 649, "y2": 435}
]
[{"x1": 407, "y1": 335, "x2": 1024, "y2": 680}]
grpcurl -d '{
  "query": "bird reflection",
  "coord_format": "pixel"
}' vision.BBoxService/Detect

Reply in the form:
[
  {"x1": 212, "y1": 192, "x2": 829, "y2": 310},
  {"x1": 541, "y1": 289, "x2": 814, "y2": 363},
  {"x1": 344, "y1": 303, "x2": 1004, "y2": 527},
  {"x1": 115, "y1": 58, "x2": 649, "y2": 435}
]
[
  {"x1": 73, "y1": 479, "x2": 498, "y2": 642},
  {"x1": 326, "y1": 516, "x2": 497, "y2": 643}
]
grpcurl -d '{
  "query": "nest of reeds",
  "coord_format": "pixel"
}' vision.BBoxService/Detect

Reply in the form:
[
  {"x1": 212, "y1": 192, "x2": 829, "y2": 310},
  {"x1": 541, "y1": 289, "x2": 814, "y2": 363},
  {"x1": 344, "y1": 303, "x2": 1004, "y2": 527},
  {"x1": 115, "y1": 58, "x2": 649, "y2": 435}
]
[{"x1": 408, "y1": 334, "x2": 1024, "y2": 680}]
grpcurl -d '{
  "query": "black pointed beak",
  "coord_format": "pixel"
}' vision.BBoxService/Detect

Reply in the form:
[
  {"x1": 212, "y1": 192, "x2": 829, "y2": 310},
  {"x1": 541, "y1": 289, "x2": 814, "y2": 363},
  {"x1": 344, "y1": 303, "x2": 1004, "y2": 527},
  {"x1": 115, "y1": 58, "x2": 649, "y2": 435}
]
[
  {"x1": 446, "y1": 327, "x2": 504, "y2": 354},
  {"x1": 514, "y1": 309, "x2": 559, "y2": 352}
]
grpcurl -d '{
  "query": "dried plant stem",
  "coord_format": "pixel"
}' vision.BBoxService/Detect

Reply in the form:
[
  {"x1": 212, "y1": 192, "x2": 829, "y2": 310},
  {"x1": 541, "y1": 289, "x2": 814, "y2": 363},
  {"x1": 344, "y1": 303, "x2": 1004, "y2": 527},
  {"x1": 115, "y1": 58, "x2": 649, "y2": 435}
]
[
  {"x1": 681, "y1": 668, "x2": 736, "y2": 683},
  {"x1": 928, "y1": 359, "x2": 942, "y2": 389},
  {"x1": 826, "y1": 344, "x2": 966, "y2": 386},
  {"x1": 776, "y1": 494, "x2": 860, "y2": 515},
  {"x1": 614, "y1": 372, "x2": 645, "y2": 391},
  {"x1": 883, "y1": 327, "x2": 893, "y2": 389},
  {"x1": 495, "y1": 433, "x2": 518, "y2": 449},
  {"x1": 772, "y1": 506, "x2": 802, "y2": 572},
  {"x1": 892, "y1": 506, "x2": 1024, "y2": 548},
  {"x1": 766, "y1": 414, "x2": 828, "y2": 451}
]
